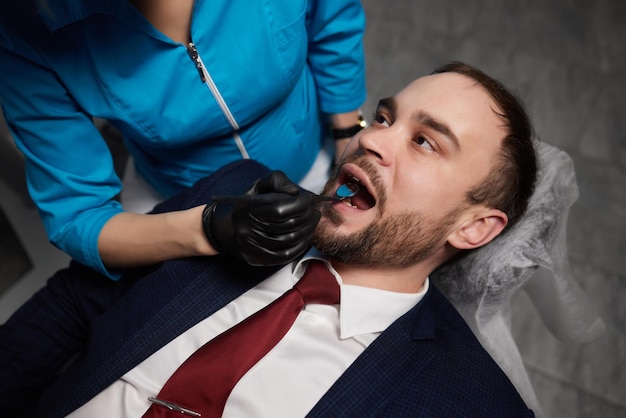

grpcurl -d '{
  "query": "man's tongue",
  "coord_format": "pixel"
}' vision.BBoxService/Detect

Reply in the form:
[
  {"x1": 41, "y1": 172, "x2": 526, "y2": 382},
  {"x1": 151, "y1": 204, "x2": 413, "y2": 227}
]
[{"x1": 349, "y1": 187, "x2": 375, "y2": 210}]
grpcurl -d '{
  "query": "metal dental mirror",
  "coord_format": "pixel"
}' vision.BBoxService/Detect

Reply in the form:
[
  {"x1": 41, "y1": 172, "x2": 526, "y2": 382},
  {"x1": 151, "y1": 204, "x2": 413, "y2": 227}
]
[
  {"x1": 211, "y1": 182, "x2": 360, "y2": 203},
  {"x1": 334, "y1": 182, "x2": 360, "y2": 200}
]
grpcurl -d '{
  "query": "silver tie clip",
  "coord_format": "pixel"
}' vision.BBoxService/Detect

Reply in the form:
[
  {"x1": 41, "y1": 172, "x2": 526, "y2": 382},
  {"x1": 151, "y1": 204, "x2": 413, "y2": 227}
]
[{"x1": 148, "y1": 396, "x2": 202, "y2": 417}]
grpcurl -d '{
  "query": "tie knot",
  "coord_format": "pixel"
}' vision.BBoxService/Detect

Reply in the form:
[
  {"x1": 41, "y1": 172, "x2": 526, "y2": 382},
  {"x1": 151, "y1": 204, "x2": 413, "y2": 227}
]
[{"x1": 295, "y1": 261, "x2": 340, "y2": 305}]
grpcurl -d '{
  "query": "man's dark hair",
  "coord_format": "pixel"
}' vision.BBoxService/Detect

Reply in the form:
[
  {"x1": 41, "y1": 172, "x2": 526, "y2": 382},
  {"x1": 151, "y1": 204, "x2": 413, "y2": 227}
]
[{"x1": 433, "y1": 62, "x2": 537, "y2": 229}]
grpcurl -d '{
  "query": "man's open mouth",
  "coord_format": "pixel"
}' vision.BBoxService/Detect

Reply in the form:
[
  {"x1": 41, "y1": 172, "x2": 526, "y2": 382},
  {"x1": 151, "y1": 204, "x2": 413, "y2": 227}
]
[{"x1": 337, "y1": 173, "x2": 376, "y2": 210}]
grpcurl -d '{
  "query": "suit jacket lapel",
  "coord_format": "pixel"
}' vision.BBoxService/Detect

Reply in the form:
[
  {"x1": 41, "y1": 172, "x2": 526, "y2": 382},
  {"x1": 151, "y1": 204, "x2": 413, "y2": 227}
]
[
  {"x1": 308, "y1": 287, "x2": 438, "y2": 416},
  {"x1": 94, "y1": 257, "x2": 278, "y2": 372},
  {"x1": 40, "y1": 257, "x2": 279, "y2": 418}
]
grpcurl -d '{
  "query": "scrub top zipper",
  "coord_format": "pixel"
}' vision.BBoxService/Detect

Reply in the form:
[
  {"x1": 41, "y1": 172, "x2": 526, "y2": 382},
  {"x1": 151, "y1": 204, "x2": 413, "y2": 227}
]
[{"x1": 186, "y1": 42, "x2": 250, "y2": 159}]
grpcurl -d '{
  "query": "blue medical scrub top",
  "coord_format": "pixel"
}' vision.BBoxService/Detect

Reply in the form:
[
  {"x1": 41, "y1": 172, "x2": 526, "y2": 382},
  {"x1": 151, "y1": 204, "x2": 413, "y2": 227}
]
[{"x1": 0, "y1": 0, "x2": 366, "y2": 277}]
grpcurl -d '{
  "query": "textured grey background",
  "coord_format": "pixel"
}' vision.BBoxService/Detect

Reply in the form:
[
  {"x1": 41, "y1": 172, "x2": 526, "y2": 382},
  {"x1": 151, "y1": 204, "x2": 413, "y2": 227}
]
[{"x1": 1, "y1": 0, "x2": 624, "y2": 416}]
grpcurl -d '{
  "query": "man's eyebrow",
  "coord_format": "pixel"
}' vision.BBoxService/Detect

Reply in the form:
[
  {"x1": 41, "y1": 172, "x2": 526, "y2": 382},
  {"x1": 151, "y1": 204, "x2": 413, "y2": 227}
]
[
  {"x1": 414, "y1": 110, "x2": 460, "y2": 150},
  {"x1": 377, "y1": 97, "x2": 461, "y2": 150},
  {"x1": 376, "y1": 97, "x2": 396, "y2": 112}
]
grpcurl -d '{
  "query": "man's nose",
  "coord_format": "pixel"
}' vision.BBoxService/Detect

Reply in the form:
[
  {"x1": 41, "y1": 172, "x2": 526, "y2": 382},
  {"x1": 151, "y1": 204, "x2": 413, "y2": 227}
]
[{"x1": 356, "y1": 127, "x2": 394, "y2": 166}]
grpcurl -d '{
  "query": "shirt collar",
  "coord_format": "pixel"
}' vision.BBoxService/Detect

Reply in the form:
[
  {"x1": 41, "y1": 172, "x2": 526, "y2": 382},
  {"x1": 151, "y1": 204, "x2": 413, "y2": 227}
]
[
  {"x1": 36, "y1": 0, "x2": 130, "y2": 32},
  {"x1": 294, "y1": 250, "x2": 429, "y2": 339}
]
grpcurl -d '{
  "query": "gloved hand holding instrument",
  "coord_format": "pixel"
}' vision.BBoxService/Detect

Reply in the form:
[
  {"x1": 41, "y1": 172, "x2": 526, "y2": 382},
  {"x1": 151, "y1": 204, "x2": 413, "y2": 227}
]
[{"x1": 202, "y1": 171, "x2": 324, "y2": 266}]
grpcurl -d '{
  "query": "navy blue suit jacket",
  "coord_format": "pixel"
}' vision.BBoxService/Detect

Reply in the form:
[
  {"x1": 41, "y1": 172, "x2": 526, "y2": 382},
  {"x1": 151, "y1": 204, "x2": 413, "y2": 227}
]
[{"x1": 0, "y1": 160, "x2": 533, "y2": 417}]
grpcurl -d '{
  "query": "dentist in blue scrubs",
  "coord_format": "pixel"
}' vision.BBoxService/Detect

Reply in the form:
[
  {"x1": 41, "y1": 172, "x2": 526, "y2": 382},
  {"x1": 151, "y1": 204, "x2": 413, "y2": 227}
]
[{"x1": 0, "y1": 0, "x2": 367, "y2": 279}]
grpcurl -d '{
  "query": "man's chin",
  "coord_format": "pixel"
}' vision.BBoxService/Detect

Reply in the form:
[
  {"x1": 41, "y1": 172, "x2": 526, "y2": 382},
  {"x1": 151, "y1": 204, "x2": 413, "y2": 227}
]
[
  {"x1": 312, "y1": 218, "x2": 336, "y2": 245},
  {"x1": 312, "y1": 221, "x2": 361, "y2": 261}
]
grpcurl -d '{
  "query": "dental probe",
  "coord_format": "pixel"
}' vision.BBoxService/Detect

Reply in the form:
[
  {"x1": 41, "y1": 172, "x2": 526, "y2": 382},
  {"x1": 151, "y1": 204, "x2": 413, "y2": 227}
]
[{"x1": 211, "y1": 182, "x2": 360, "y2": 203}]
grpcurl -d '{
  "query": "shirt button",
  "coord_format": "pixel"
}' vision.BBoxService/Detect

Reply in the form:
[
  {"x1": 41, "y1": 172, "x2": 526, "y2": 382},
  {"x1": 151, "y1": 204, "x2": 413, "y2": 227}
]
[{"x1": 304, "y1": 313, "x2": 317, "y2": 324}]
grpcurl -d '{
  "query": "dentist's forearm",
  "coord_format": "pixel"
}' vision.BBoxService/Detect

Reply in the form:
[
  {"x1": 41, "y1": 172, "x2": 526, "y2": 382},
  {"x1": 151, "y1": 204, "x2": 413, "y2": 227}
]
[{"x1": 98, "y1": 205, "x2": 216, "y2": 268}]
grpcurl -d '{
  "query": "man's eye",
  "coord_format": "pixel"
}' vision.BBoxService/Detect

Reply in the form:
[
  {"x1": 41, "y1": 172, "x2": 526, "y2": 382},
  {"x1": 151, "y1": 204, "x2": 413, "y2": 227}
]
[
  {"x1": 415, "y1": 136, "x2": 434, "y2": 151},
  {"x1": 373, "y1": 113, "x2": 390, "y2": 127}
]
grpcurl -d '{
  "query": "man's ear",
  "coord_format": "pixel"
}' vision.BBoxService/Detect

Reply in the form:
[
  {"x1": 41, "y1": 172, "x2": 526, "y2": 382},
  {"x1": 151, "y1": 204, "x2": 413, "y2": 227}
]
[{"x1": 447, "y1": 209, "x2": 508, "y2": 250}]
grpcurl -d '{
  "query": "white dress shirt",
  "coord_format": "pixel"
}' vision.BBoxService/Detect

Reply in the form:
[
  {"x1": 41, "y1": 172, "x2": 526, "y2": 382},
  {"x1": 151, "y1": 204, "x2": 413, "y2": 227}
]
[{"x1": 70, "y1": 253, "x2": 428, "y2": 417}]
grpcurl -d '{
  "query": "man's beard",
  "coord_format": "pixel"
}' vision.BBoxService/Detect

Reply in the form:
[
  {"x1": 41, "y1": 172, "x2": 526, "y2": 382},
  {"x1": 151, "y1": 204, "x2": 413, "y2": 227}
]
[
  {"x1": 312, "y1": 156, "x2": 463, "y2": 268},
  {"x1": 312, "y1": 209, "x2": 462, "y2": 268}
]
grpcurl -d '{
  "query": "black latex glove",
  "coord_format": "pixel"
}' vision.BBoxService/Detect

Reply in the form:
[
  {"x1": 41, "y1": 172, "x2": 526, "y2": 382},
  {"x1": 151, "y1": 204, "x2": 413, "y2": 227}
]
[{"x1": 202, "y1": 171, "x2": 321, "y2": 266}]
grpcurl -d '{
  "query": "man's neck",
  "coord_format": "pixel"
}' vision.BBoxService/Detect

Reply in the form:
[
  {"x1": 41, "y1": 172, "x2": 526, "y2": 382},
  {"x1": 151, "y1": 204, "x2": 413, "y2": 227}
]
[{"x1": 330, "y1": 261, "x2": 432, "y2": 294}]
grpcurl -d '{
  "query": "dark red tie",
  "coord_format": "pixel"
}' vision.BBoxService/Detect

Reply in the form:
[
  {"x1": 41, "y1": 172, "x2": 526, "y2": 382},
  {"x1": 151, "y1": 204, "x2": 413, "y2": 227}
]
[{"x1": 143, "y1": 261, "x2": 340, "y2": 417}]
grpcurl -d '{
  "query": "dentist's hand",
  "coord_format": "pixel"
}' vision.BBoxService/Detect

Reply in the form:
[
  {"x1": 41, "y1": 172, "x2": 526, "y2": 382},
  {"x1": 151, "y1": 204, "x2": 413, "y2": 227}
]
[{"x1": 202, "y1": 171, "x2": 321, "y2": 266}]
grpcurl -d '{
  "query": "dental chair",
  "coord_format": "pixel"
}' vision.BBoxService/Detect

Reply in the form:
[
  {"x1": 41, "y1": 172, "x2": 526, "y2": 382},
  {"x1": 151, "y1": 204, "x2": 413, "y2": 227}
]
[{"x1": 431, "y1": 141, "x2": 605, "y2": 417}]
